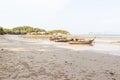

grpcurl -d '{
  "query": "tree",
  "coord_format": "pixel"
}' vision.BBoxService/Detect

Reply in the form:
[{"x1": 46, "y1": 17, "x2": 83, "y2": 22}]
[
  {"x1": 0, "y1": 27, "x2": 4, "y2": 35},
  {"x1": 3, "y1": 28, "x2": 13, "y2": 34},
  {"x1": 11, "y1": 26, "x2": 47, "y2": 35},
  {"x1": 48, "y1": 30, "x2": 70, "y2": 35},
  {"x1": 33, "y1": 28, "x2": 46, "y2": 32},
  {"x1": 12, "y1": 26, "x2": 34, "y2": 34}
]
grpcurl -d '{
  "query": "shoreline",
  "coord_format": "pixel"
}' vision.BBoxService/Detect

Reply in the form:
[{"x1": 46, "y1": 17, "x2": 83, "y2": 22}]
[
  {"x1": 3, "y1": 35, "x2": 120, "y2": 56},
  {"x1": 0, "y1": 35, "x2": 120, "y2": 80},
  {"x1": 20, "y1": 35, "x2": 120, "y2": 56},
  {"x1": 21, "y1": 34, "x2": 120, "y2": 39}
]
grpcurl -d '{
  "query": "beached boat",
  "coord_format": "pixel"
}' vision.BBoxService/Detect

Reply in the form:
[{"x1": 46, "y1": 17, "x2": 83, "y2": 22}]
[
  {"x1": 69, "y1": 37, "x2": 96, "y2": 44},
  {"x1": 55, "y1": 38, "x2": 71, "y2": 42},
  {"x1": 69, "y1": 39, "x2": 94, "y2": 44},
  {"x1": 49, "y1": 35, "x2": 64, "y2": 41},
  {"x1": 50, "y1": 35, "x2": 72, "y2": 42},
  {"x1": 49, "y1": 37, "x2": 57, "y2": 41}
]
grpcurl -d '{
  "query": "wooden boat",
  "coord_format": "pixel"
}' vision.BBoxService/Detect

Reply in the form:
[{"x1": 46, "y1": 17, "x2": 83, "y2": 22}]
[
  {"x1": 49, "y1": 37, "x2": 59, "y2": 41},
  {"x1": 55, "y1": 38, "x2": 71, "y2": 42},
  {"x1": 49, "y1": 37, "x2": 57, "y2": 41},
  {"x1": 49, "y1": 35, "x2": 65, "y2": 41},
  {"x1": 50, "y1": 36, "x2": 72, "y2": 42},
  {"x1": 69, "y1": 37, "x2": 96, "y2": 44},
  {"x1": 69, "y1": 39, "x2": 94, "y2": 44}
]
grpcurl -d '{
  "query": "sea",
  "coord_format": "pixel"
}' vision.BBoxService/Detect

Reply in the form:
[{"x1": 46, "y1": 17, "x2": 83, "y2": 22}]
[{"x1": 72, "y1": 33, "x2": 120, "y2": 36}]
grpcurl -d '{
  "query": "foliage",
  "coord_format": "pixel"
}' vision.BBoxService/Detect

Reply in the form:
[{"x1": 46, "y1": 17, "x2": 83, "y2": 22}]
[
  {"x1": 0, "y1": 26, "x2": 70, "y2": 35},
  {"x1": 48, "y1": 30, "x2": 70, "y2": 35},
  {"x1": 2, "y1": 26, "x2": 46, "y2": 35},
  {"x1": 33, "y1": 28, "x2": 46, "y2": 32},
  {"x1": 12, "y1": 26, "x2": 34, "y2": 34},
  {"x1": 3, "y1": 28, "x2": 13, "y2": 34},
  {"x1": 0, "y1": 27, "x2": 4, "y2": 35}
]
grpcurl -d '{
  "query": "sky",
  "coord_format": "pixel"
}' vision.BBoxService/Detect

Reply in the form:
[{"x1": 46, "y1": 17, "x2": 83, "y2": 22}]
[{"x1": 0, "y1": 0, "x2": 120, "y2": 34}]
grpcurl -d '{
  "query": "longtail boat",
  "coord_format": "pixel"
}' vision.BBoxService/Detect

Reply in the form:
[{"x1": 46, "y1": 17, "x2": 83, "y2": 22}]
[
  {"x1": 69, "y1": 37, "x2": 96, "y2": 44},
  {"x1": 69, "y1": 39, "x2": 94, "y2": 44},
  {"x1": 49, "y1": 37, "x2": 58, "y2": 41},
  {"x1": 55, "y1": 38, "x2": 71, "y2": 42}
]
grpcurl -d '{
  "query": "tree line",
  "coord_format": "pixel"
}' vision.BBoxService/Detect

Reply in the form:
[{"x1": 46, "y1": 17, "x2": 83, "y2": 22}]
[{"x1": 0, "y1": 26, "x2": 70, "y2": 35}]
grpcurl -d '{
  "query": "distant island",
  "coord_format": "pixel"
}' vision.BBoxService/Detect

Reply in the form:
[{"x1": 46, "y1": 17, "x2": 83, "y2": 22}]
[{"x1": 0, "y1": 26, "x2": 70, "y2": 35}]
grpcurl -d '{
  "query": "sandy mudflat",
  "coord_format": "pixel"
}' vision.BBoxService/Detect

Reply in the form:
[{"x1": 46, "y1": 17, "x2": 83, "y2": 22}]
[{"x1": 0, "y1": 35, "x2": 120, "y2": 80}]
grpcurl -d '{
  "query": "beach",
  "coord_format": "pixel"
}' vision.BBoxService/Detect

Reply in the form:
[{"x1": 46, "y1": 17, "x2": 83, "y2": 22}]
[{"x1": 0, "y1": 35, "x2": 120, "y2": 80}]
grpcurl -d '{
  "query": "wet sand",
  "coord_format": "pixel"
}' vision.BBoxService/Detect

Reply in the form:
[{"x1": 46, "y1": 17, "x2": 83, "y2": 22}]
[{"x1": 0, "y1": 35, "x2": 120, "y2": 80}]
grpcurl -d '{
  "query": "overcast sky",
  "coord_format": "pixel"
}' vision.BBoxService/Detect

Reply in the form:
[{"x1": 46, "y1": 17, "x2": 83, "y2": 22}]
[{"x1": 0, "y1": 0, "x2": 120, "y2": 34}]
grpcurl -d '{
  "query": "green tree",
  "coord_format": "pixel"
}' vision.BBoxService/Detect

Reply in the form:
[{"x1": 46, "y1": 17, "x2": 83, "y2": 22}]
[
  {"x1": 48, "y1": 30, "x2": 70, "y2": 35},
  {"x1": 0, "y1": 27, "x2": 4, "y2": 35},
  {"x1": 11, "y1": 26, "x2": 46, "y2": 35},
  {"x1": 12, "y1": 26, "x2": 34, "y2": 34},
  {"x1": 3, "y1": 28, "x2": 13, "y2": 34},
  {"x1": 33, "y1": 28, "x2": 46, "y2": 32}
]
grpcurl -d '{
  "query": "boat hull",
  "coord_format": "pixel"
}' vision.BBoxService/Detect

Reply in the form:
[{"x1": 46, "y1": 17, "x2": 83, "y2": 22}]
[
  {"x1": 55, "y1": 39, "x2": 70, "y2": 42},
  {"x1": 69, "y1": 40, "x2": 94, "y2": 44}
]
